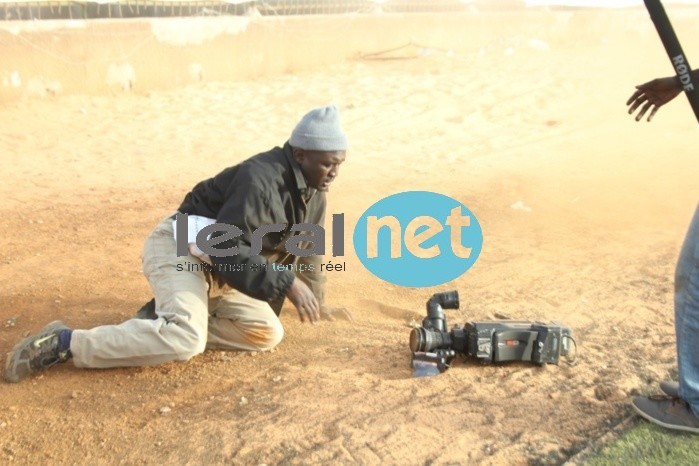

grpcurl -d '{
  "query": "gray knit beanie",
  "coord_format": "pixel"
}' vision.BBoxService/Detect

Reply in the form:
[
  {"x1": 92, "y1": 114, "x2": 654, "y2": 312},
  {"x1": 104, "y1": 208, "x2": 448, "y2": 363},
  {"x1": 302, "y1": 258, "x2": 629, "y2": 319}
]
[{"x1": 289, "y1": 105, "x2": 348, "y2": 152}]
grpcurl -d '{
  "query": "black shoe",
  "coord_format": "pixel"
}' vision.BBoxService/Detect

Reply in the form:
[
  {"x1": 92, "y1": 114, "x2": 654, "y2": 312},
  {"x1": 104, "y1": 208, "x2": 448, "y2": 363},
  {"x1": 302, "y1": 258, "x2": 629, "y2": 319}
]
[
  {"x1": 4, "y1": 321, "x2": 71, "y2": 383},
  {"x1": 632, "y1": 395, "x2": 699, "y2": 434},
  {"x1": 660, "y1": 380, "x2": 679, "y2": 398},
  {"x1": 135, "y1": 298, "x2": 157, "y2": 320}
]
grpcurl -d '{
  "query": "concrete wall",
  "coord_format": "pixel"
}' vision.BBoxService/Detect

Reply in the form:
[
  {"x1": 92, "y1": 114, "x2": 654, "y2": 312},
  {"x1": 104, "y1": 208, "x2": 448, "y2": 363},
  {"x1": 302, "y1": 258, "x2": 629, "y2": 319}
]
[{"x1": 2, "y1": 9, "x2": 698, "y2": 102}]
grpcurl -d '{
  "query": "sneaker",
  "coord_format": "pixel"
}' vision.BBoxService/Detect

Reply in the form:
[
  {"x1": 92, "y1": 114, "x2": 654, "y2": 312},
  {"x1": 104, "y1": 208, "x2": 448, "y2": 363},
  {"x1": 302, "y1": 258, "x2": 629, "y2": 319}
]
[
  {"x1": 632, "y1": 395, "x2": 699, "y2": 434},
  {"x1": 4, "y1": 321, "x2": 71, "y2": 383},
  {"x1": 660, "y1": 380, "x2": 680, "y2": 398}
]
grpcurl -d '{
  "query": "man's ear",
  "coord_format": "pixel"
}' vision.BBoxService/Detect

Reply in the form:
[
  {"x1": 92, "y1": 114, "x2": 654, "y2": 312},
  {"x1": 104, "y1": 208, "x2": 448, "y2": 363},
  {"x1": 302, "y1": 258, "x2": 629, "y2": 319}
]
[{"x1": 292, "y1": 147, "x2": 305, "y2": 164}]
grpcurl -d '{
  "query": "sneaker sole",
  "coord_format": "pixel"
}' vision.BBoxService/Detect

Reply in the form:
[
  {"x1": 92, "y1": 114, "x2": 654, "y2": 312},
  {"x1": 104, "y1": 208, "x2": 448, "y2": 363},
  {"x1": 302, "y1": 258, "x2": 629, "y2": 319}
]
[
  {"x1": 632, "y1": 400, "x2": 699, "y2": 434},
  {"x1": 4, "y1": 320, "x2": 68, "y2": 383}
]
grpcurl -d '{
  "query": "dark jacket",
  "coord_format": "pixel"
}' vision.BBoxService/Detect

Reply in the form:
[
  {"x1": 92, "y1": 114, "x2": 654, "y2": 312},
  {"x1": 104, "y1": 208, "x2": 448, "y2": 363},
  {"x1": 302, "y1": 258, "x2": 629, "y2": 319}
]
[{"x1": 177, "y1": 142, "x2": 326, "y2": 313}]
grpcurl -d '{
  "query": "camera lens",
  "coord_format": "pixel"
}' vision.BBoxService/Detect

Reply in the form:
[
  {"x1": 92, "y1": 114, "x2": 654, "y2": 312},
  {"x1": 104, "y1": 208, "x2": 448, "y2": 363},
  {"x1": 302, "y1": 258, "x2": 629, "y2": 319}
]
[{"x1": 409, "y1": 327, "x2": 452, "y2": 352}]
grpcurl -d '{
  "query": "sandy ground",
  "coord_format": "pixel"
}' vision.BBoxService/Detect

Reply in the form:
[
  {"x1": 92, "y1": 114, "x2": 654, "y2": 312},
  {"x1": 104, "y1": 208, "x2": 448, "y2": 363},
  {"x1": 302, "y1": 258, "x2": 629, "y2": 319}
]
[{"x1": 2, "y1": 9, "x2": 699, "y2": 465}]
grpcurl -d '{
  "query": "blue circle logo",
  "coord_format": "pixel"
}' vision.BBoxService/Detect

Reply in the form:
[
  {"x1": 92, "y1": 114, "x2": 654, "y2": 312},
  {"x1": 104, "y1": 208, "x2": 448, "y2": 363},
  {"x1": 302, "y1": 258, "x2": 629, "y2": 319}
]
[{"x1": 353, "y1": 191, "x2": 483, "y2": 287}]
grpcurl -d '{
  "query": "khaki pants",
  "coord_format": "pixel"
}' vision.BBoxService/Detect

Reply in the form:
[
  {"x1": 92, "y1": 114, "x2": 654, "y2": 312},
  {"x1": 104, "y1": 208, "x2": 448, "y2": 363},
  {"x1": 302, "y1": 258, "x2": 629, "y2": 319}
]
[{"x1": 70, "y1": 216, "x2": 284, "y2": 368}]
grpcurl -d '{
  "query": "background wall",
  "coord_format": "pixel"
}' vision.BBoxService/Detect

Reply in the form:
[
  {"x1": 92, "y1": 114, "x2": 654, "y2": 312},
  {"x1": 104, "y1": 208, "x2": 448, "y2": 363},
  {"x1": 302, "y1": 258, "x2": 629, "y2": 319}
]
[{"x1": 5, "y1": 6, "x2": 699, "y2": 103}]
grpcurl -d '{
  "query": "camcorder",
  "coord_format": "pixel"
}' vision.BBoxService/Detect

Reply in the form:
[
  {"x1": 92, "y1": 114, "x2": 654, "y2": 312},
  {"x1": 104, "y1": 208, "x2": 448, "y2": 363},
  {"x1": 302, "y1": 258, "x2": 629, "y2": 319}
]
[{"x1": 409, "y1": 291, "x2": 574, "y2": 376}]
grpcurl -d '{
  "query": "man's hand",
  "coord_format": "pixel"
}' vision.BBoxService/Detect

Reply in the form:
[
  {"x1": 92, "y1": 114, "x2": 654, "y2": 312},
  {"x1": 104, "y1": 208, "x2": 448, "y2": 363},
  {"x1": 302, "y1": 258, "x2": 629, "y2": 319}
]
[
  {"x1": 286, "y1": 277, "x2": 320, "y2": 324},
  {"x1": 627, "y1": 76, "x2": 681, "y2": 122},
  {"x1": 320, "y1": 306, "x2": 354, "y2": 322},
  {"x1": 188, "y1": 243, "x2": 212, "y2": 265}
]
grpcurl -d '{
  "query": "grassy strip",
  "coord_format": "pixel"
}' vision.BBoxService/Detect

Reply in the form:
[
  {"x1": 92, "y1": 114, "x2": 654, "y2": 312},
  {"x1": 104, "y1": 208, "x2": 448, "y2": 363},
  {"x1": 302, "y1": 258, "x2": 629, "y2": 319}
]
[{"x1": 584, "y1": 422, "x2": 699, "y2": 466}]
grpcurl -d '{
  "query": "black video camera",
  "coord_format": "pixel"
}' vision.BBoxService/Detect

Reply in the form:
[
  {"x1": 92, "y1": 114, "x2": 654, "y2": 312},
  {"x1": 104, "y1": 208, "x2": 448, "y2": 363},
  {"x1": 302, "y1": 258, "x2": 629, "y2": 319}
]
[{"x1": 409, "y1": 291, "x2": 574, "y2": 373}]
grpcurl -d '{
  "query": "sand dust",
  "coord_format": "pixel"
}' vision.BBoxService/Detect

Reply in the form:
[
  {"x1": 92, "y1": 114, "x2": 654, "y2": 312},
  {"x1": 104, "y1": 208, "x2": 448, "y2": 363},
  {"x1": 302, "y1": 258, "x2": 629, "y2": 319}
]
[{"x1": 1, "y1": 9, "x2": 699, "y2": 465}]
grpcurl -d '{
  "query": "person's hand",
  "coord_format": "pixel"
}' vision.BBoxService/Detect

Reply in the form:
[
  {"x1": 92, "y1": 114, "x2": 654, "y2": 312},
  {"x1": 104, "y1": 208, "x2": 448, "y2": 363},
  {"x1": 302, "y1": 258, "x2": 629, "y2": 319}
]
[
  {"x1": 627, "y1": 76, "x2": 682, "y2": 122},
  {"x1": 188, "y1": 242, "x2": 212, "y2": 265},
  {"x1": 286, "y1": 277, "x2": 320, "y2": 324},
  {"x1": 320, "y1": 306, "x2": 354, "y2": 322}
]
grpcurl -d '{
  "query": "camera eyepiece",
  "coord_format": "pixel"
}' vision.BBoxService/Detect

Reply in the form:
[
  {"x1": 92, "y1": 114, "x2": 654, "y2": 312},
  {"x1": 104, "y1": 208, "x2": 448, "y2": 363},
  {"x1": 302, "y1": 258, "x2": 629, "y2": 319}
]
[
  {"x1": 422, "y1": 290, "x2": 460, "y2": 332},
  {"x1": 429, "y1": 291, "x2": 459, "y2": 311}
]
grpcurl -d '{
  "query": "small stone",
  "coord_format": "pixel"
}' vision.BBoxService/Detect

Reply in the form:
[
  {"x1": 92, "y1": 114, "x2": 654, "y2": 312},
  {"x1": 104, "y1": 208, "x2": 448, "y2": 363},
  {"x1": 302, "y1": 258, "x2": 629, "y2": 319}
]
[
  {"x1": 239, "y1": 397, "x2": 249, "y2": 406},
  {"x1": 249, "y1": 352, "x2": 258, "y2": 357},
  {"x1": 71, "y1": 391, "x2": 79, "y2": 399},
  {"x1": 159, "y1": 406, "x2": 171, "y2": 414},
  {"x1": 594, "y1": 384, "x2": 625, "y2": 401},
  {"x1": 272, "y1": 376, "x2": 282, "y2": 382}
]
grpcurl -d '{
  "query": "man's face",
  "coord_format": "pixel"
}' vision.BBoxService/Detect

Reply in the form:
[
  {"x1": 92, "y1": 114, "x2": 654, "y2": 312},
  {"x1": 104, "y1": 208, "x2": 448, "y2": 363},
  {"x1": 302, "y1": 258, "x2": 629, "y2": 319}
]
[{"x1": 293, "y1": 149, "x2": 347, "y2": 192}]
